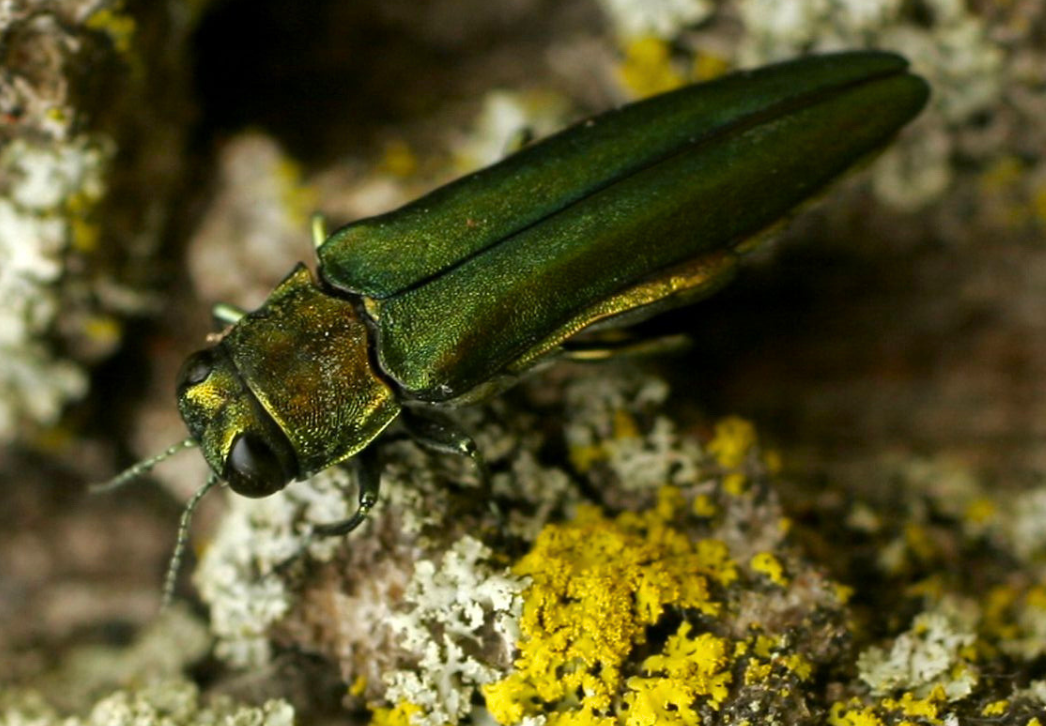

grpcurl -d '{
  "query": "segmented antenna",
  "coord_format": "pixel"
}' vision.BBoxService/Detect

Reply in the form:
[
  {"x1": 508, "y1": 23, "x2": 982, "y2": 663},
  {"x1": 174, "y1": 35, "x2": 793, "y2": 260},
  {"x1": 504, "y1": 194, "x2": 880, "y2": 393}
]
[
  {"x1": 89, "y1": 438, "x2": 198, "y2": 494},
  {"x1": 162, "y1": 472, "x2": 220, "y2": 610}
]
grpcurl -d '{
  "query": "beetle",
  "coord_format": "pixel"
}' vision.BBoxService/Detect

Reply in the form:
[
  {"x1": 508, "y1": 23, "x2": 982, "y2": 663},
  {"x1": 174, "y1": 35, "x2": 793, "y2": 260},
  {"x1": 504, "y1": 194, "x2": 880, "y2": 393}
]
[{"x1": 96, "y1": 51, "x2": 929, "y2": 602}]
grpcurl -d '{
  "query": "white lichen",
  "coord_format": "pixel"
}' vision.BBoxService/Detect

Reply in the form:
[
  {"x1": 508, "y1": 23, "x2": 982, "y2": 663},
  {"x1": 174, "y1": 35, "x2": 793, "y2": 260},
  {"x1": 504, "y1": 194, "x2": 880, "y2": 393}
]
[
  {"x1": 735, "y1": 0, "x2": 1003, "y2": 210},
  {"x1": 1015, "y1": 680, "x2": 1046, "y2": 706},
  {"x1": 596, "y1": 0, "x2": 714, "y2": 40},
  {"x1": 383, "y1": 536, "x2": 526, "y2": 726},
  {"x1": 186, "y1": 134, "x2": 313, "y2": 310},
  {"x1": 0, "y1": 136, "x2": 112, "y2": 439},
  {"x1": 857, "y1": 603, "x2": 979, "y2": 699},
  {"x1": 564, "y1": 371, "x2": 707, "y2": 491},
  {"x1": 194, "y1": 467, "x2": 356, "y2": 667},
  {"x1": 0, "y1": 681, "x2": 294, "y2": 726},
  {"x1": 1003, "y1": 485, "x2": 1046, "y2": 562},
  {"x1": 497, "y1": 450, "x2": 577, "y2": 542},
  {"x1": 1001, "y1": 592, "x2": 1046, "y2": 662},
  {"x1": 452, "y1": 90, "x2": 570, "y2": 174}
]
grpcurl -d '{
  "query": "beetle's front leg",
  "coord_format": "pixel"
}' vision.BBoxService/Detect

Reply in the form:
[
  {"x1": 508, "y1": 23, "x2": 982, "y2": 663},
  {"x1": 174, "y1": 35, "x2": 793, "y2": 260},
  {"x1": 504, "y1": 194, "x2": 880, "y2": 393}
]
[
  {"x1": 311, "y1": 444, "x2": 382, "y2": 538},
  {"x1": 401, "y1": 406, "x2": 490, "y2": 487},
  {"x1": 273, "y1": 446, "x2": 382, "y2": 574}
]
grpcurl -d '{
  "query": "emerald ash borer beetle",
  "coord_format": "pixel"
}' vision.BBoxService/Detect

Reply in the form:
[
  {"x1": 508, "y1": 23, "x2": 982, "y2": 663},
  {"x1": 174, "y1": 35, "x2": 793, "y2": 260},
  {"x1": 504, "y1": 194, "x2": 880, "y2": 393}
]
[{"x1": 96, "y1": 51, "x2": 928, "y2": 602}]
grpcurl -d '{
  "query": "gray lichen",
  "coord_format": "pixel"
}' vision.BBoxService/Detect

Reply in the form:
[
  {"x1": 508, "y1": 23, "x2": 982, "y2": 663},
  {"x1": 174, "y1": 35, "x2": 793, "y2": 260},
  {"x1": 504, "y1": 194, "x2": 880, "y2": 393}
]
[
  {"x1": 0, "y1": 135, "x2": 104, "y2": 437},
  {"x1": 0, "y1": 681, "x2": 294, "y2": 726},
  {"x1": 0, "y1": 607, "x2": 289, "y2": 726},
  {"x1": 0, "y1": 0, "x2": 198, "y2": 445}
]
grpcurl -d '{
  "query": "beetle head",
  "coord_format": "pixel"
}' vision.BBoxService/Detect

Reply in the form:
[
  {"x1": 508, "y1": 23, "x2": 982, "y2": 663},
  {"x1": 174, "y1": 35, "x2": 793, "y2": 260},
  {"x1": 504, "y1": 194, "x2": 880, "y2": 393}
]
[{"x1": 176, "y1": 344, "x2": 299, "y2": 497}]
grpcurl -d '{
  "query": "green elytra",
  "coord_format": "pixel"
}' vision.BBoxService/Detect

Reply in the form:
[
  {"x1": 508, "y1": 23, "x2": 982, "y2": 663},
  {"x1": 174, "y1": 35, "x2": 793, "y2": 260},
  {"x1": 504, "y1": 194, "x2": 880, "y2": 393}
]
[{"x1": 95, "y1": 51, "x2": 929, "y2": 605}]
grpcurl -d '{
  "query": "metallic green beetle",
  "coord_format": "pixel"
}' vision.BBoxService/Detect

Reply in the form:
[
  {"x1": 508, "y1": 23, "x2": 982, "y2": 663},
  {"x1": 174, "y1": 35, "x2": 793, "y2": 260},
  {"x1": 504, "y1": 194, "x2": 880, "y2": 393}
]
[{"x1": 99, "y1": 51, "x2": 928, "y2": 598}]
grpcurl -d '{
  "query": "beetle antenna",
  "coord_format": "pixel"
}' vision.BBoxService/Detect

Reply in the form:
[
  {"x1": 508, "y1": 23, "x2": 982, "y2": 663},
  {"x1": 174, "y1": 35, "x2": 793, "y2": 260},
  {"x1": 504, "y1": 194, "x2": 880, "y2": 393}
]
[
  {"x1": 162, "y1": 472, "x2": 220, "y2": 610},
  {"x1": 90, "y1": 438, "x2": 197, "y2": 494}
]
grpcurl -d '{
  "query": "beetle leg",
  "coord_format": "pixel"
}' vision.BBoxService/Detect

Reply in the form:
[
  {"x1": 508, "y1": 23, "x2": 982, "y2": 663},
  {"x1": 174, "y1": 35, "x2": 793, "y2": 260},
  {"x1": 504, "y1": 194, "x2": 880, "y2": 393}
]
[
  {"x1": 401, "y1": 407, "x2": 490, "y2": 487},
  {"x1": 272, "y1": 448, "x2": 383, "y2": 575},
  {"x1": 561, "y1": 332, "x2": 692, "y2": 362},
  {"x1": 311, "y1": 212, "x2": 329, "y2": 249},
  {"x1": 211, "y1": 302, "x2": 246, "y2": 327},
  {"x1": 507, "y1": 251, "x2": 737, "y2": 374},
  {"x1": 310, "y1": 444, "x2": 382, "y2": 538}
]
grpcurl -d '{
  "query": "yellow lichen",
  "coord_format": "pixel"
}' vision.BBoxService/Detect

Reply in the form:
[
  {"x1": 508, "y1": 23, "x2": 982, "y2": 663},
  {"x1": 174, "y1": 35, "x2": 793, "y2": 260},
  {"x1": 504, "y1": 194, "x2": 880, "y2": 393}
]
[
  {"x1": 762, "y1": 449, "x2": 783, "y2": 475},
  {"x1": 568, "y1": 407, "x2": 646, "y2": 473},
  {"x1": 1033, "y1": 184, "x2": 1046, "y2": 226},
  {"x1": 350, "y1": 676, "x2": 368, "y2": 697},
  {"x1": 781, "y1": 654, "x2": 812, "y2": 682},
  {"x1": 617, "y1": 37, "x2": 685, "y2": 98},
  {"x1": 722, "y1": 472, "x2": 748, "y2": 496},
  {"x1": 371, "y1": 701, "x2": 425, "y2": 726},
  {"x1": 981, "y1": 700, "x2": 1007, "y2": 716},
  {"x1": 81, "y1": 315, "x2": 121, "y2": 348},
  {"x1": 654, "y1": 485, "x2": 685, "y2": 521},
  {"x1": 613, "y1": 409, "x2": 641, "y2": 440},
  {"x1": 979, "y1": 156, "x2": 1024, "y2": 193},
  {"x1": 275, "y1": 157, "x2": 316, "y2": 228},
  {"x1": 904, "y1": 523, "x2": 936, "y2": 563},
  {"x1": 570, "y1": 443, "x2": 605, "y2": 473},
  {"x1": 70, "y1": 216, "x2": 101, "y2": 253},
  {"x1": 86, "y1": 5, "x2": 137, "y2": 56},
  {"x1": 983, "y1": 585, "x2": 1021, "y2": 642},
  {"x1": 708, "y1": 417, "x2": 757, "y2": 469},
  {"x1": 882, "y1": 690, "x2": 942, "y2": 721},
  {"x1": 379, "y1": 140, "x2": 419, "y2": 178},
  {"x1": 963, "y1": 498, "x2": 996, "y2": 525},
  {"x1": 690, "y1": 53, "x2": 730, "y2": 82},
  {"x1": 483, "y1": 494, "x2": 739, "y2": 725},
  {"x1": 750, "y1": 552, "x2": 789, "y2": 587},
  {"x1": 743, "y1": 660, "x2": 772, "y2": 685},
  {"x1": 752, "y1": 635, "x2": 775, "y2": 660},
  {"x1": 623, "y1": 623, "x2": 734, "y2": 726},
  {"x1": 1026, "y1": 585, "x2": 1046, "y2": 610},
  {"x1": 828, "y1": 702, "x2": 884, "y2": 726},
  {"x1": 692, "y1": 494, "x2": 717, "y2": 518},
  {"x1": 634, "y1": 622, "x2": 732, "y2": 704}
]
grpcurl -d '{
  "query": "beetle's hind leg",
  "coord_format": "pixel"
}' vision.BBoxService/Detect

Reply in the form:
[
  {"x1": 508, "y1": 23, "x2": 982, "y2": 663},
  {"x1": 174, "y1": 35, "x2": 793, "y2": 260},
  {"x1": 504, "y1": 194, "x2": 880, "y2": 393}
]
[
  {"x1": 561, "y1": 332, "x2": 692, "y2": 362},
  {"x1": 507, "y1": 251, "x2": 738, "y2": 374}
]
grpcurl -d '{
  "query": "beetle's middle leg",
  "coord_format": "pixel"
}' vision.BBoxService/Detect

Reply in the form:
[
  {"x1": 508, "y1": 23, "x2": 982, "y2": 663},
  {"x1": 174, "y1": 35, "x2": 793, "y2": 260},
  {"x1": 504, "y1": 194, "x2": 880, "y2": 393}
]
[
  {"x1": 507, "y1": 251, "x2": 739, "y2": 373},
  {"x1": 400, "y1": 406, "x2": 490, "y2": 487}
]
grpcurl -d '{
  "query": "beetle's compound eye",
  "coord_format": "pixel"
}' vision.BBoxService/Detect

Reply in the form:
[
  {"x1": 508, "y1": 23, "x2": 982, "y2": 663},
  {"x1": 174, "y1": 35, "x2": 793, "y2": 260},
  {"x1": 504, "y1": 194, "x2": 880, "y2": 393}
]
[
  {"x1": 177, "y1": 349, "x2": 216, "y2": 394},
  {"x1": 224, "y1": 431, "x2": 294, "y2": 498}
]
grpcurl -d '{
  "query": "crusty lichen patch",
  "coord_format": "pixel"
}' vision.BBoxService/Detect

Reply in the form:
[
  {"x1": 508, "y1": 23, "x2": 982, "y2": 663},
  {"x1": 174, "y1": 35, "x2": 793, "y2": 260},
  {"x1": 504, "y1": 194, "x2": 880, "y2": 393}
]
[{"x1": 481, "y1": 495, "x2": 737, "y2": 726}]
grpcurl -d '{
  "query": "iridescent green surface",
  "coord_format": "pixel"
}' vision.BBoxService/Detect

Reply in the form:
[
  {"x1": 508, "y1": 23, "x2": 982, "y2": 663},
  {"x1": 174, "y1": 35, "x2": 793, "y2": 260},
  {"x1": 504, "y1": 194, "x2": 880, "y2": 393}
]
[
  {"x1": 179, "y1": 266, "x2": 400, "y2": 482},
  {"x1": 320, "y1": 52, "x2": 924, "y2": 301},
  {"x1": 178, "y1": 52, "x2": 928, "y2": 484},
  {"x1": 320, "y1": 52, "x2": 928, "y2": 401}
]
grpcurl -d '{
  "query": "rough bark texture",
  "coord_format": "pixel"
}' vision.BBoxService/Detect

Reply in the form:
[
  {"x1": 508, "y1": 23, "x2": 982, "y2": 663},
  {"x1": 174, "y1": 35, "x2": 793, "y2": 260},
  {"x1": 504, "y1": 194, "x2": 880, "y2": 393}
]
[{"x1": 2, "y1": 1, "x2": 1045, "y2": 725}]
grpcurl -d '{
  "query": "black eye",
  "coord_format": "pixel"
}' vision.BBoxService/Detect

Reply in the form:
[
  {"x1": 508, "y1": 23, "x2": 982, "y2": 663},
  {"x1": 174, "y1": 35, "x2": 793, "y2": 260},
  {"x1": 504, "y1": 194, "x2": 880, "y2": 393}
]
[
  {"x1": 224, "y1": 432, "x2": 294, "y2": 498},
  {"x1": 177, "y1": 349, "x2": 216, "y2": 394}
]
